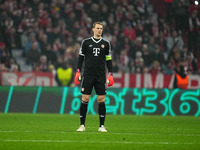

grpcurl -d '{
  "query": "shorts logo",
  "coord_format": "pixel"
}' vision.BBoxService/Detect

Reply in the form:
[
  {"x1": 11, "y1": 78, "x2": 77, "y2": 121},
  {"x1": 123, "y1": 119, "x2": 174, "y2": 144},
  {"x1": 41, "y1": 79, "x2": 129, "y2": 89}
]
[
  {"x1": 101, "y1": 44, "x2": 105, "y2": 48},
  {"x1": 81, "y1": 88, "x2": 85, "y2": 92}
]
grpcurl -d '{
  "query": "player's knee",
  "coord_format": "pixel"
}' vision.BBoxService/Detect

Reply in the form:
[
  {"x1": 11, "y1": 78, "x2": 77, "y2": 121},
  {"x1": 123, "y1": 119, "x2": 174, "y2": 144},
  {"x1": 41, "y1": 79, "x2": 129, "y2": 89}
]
[
  {"x1": 98, "y1": 99, "x2": 105, "y2": 103},
  {"x1": 82, "y1": 94, "x2": 90, "y2": 102},
  {"x1": 97, "y1": 95, "x2": 105, "y2": 103}
]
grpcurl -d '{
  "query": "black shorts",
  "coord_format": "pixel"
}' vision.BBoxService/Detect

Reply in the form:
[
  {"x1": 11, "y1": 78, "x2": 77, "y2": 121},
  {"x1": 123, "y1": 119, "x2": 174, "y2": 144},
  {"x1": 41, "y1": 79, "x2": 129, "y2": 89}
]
[{"x1": 81, "y1": 76, "x2": 106, "y2": 95}]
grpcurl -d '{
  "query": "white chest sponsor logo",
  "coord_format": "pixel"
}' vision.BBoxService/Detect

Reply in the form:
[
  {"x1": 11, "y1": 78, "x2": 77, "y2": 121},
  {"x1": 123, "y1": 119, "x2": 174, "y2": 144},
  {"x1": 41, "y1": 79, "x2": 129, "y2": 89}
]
[{"x1": 93, "y1": 48, "x2": 100, "y2": 56}]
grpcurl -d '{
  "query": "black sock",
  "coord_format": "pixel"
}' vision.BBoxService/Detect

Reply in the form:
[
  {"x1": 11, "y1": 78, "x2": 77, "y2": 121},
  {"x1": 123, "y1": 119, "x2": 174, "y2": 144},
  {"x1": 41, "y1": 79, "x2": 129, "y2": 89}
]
[
  {"x1": 98, "y1": 102, "x2": 106, "y2": 127},
  {"x1": 80, "y1": 100, "x2": 88, "y2": 126}
]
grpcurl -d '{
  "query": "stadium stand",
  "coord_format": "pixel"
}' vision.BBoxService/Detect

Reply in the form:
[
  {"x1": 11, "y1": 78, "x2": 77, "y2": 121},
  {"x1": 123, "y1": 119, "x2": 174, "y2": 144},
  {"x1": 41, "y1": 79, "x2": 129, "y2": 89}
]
[{"x1": 0, "y1": 0, "x2": 199, "y2": 75}]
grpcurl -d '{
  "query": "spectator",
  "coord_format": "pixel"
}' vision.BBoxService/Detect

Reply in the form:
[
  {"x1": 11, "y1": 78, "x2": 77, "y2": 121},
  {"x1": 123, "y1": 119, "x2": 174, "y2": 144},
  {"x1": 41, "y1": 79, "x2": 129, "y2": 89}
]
[
  {"x1": 164, "y1": 0, "x2": 173, "y2": 21},
  {"x1": 110, "y1": 35, "x2": 121, "y2": 55},
  {"x1": 167, "y1": 46, "x2": 181, "y2": 65},
  {"x1": 185, "y1": 52, "x2": 198, "y2": 74},
  {"x1": 136, "y1": 1, "x2": 147, "y2": 16},
  {"x1": 63, "y1": 47, "x2": 74, "y2": 65},
  {"x1": 166, "y1": 30, "x2": 184, "y2": 52},
  {"x1": 103, "y1": 32, "x2": 112, "y2": 42},
  {"x1": 142, "y1": 31, "x2": 151, "y2": 44},
  {"x1": 39, "y1": 33, "x2": 48, "y2": 54},
  {"x1": 150, "y1": 45, "x2": 166, "y2": 67},
  {"x1": 55, "y1": 55, "x2": 64, "y2": 69},
  {"x1": 188, "y1": 0, "x2": 200, "y2": 17},
  {"x1": 55, "y1": 61, "x2": 73, "y2": 87},
  {"x1": 38, "y1": 11, "x2": 50, "y2": 29},
  {"x1": 160, "y1": 22, "x2": 170, "y2": 38},
  {"x1": 123, "y1": 23, "x2": 136, "y2": 42},
  {"x1": 166, "y1": 55, "x2": 176, "y2": 74},
  {"x1": 5, "y1": 26, "x2": 21, "y2": 56},
  {"x1": 112, "y1": 59, "x2": 120, "y2": 73},
  {"x1": 129, "y1": 59, "x2": 135, "y2": 73},
  {"x1": 119, "y1": 49, "x2": 129, "y2": 73},
  {"x1": 87, "y1": 3, "x2": 102, "y2": 22},
  {"x1": 188, "y1": 10, "x2": 200, "y2": 56},
  {"x1": 52, "y1": 37, "x2": 62, "y2": 53},
  {"x1": 144, "y1": 16, "x2": 153, "y2": 36},
  {"x1": 156, "y1": 31, "x2": 167, "y2": 52},
  {"x1": 0, "y1": 63, "x2": 8, "y2": 72},
  {"x1": 135, "y1": 57, "x2": 146, "y2": 73},
  {"x1": 149, "y1": 60, "x2": 161, "y2": 74},
  {"x1": 172, "y1": 0, "x2": 189, "y2": 31},
  {"x1": 37, "y1": 55, "x2": 49, "y2": 72},
  {"x1": 0, "y1": 51, "x2": 9, "y2": 65},
  {"x1": 142, "y1": 44, "x2": 151, "y2": 67},
  {"x1": 121, "y1": 37, "x2": 132, "y2": 55},
  {"x1": 180, "y1": 45, "x2": 189, "y2": 61},
  {"x1": 135, "y1": 21, "x2": 144, "y2": 37},
  {"x1": 20, "y1": 31, "x2": 29, "y2": 50},
  {"x1": 27, "y1": 42, "x2": 41, "y2": 65},
  {"x1": 135, "y1": 50, "x2": 147, "y2": 73},
  {"x1": 0, "y1": 42, "x2": 6, "y2": 56},
  {"x1": 6, "y1": 57, "x2": 20, "y2": 72},
  {"x1": 9, "y1": 64, "x2": 19, "y2": 72},
  {"x1": 147, "y1": 37, "x2": 157, "y2": 53},
  {"x1": 130, "y1": 37, "x2": 143, "y2": 59},
  {"x1": 24, "y1": 35, "x2": 41, "y2": 55},
  {"x1": 152, "y1": 21, "x2": 159, "y2": 38},
  {"x1": 135, "y1": 51, "x2": 143, "y2": 68},
  {"x1": 43, "y1": 44, "x2": 57, "y2": 65}
]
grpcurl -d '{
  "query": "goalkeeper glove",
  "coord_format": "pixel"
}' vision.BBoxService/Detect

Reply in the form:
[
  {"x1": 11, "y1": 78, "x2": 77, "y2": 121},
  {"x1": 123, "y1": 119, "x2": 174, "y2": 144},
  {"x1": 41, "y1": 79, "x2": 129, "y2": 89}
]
[
  {"x1": 74, "y1": 69, "x2": 81, "y2": 85},
  {"x1": 106, "y1": 72, "x2": 114, "y2": 87}
]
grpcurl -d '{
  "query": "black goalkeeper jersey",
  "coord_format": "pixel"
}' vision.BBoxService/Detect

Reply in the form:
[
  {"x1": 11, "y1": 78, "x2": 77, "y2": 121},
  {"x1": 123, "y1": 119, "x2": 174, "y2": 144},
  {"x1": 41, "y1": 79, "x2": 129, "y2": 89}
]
[{"x1": 79, "y1": 37, "x2": 112, "y2": 79}]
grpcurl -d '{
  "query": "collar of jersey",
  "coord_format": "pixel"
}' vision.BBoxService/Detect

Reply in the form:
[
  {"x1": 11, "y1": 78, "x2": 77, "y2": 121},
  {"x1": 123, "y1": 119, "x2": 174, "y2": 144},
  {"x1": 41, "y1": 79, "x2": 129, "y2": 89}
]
[{"x1": 91, "y1": 37, "x2": 102, "y2": 43}]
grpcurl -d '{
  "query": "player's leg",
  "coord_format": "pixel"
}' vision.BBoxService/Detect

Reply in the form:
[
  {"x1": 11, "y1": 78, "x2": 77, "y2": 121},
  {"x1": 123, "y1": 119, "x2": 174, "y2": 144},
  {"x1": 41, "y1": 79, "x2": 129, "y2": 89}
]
[
  {"x1": 95, "y1": 78, "x2": 107, "y2": 132},
  {"x1": 97, "y1": 95, "x2": 107, "y2": 132},
  {"x1": 97, "y1": 95, "x2": 106, "y2": 124},
  {"x1": 77, "y1": 77, "x2": 93, "y2": 132},
  {"x1": 77, "y1": 94, "x2": 90, "y2": 132},
  {"x1": 80, "y1": 94, "x2": 90, "y2": 126}
]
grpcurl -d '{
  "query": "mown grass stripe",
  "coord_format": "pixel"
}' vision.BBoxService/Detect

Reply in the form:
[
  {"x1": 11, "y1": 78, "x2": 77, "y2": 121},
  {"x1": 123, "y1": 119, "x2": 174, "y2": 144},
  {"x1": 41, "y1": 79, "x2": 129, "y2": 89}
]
[{"x1": 1, "y1": 139, "x2": 200, "y2": 145}]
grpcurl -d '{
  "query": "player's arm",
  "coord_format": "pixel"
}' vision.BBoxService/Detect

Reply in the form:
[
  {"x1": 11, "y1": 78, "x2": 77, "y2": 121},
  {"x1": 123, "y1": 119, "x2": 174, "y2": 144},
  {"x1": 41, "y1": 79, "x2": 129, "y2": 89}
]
[
  {"x1": 74, "y1": 55, "x2": 84, "y2": 85},
  {"x1": 106, "y1": 57, "x2": 112, "y2": 73},
  {"x1": 105, "y1": 41, "x2": 114, "y2": 87},
  {"x1": 77, "y1": 55, "x2": 84, "y2": 72},
  {"x1": 106, "y1": 57, "x2": 114, "y2": 87},
  {"x1": 74, "y1": 41, "x2": 85, "y2": 85}
]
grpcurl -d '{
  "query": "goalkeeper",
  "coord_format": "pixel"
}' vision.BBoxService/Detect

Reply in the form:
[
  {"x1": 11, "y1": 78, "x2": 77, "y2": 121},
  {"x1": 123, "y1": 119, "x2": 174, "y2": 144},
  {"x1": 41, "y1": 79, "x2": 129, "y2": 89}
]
[{"x1": 74, "y1": 22, "x2": 114, "y2": 132}]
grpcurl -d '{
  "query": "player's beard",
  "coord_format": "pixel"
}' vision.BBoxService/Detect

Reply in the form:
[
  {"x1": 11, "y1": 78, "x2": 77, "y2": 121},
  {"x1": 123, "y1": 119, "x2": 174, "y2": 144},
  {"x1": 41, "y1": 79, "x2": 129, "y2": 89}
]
[{"x1": 96, "y1": 33, "x2": 102, "y2": 38}]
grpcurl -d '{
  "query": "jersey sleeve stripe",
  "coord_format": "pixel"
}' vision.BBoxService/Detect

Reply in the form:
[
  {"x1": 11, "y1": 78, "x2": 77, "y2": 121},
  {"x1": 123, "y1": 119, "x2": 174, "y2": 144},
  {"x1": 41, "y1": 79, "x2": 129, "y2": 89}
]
[
  {"x1": 79, "y1": 37, "x2": 91, "y2": 55},
  {"x1": 105, "y1": 39, "x2": 112, "y2": 56},
  {"x1": 79, "y1": 53, "x2": 85, "y2": 56}
]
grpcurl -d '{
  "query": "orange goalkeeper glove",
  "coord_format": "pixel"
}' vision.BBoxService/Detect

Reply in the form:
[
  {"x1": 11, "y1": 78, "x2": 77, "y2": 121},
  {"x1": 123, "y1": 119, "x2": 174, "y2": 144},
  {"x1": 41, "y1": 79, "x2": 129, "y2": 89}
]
[
  {"x1": 106, "y1": 73, "x2": 114, "y2": 87},
  {"x1": 74, "y1": 69, "x2": 81, "y2": 85}
]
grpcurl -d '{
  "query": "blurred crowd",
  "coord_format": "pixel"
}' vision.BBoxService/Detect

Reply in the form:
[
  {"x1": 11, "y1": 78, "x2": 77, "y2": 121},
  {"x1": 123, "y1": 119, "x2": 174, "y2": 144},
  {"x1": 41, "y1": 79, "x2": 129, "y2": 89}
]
[{"x1": 0, "y1": 0, "x2": 199, "y2": 75}]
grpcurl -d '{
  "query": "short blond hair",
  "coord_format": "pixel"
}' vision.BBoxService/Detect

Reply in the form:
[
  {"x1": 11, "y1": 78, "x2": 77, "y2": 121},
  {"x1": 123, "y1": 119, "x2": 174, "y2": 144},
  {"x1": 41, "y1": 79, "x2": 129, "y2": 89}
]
[{"x1": 92, "y1": 22, "x2": 103, "y2": 28}]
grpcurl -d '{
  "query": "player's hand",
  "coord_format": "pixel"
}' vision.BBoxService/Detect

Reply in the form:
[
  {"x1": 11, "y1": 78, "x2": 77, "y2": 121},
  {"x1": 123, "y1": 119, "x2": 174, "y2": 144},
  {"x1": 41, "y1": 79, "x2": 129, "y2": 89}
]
[
  {"x1": 106, "y1": 73, "x2": 114, "y2": 87},
  {"x1": 74, "y1": 69, "x2": 81, "y2": 85}
]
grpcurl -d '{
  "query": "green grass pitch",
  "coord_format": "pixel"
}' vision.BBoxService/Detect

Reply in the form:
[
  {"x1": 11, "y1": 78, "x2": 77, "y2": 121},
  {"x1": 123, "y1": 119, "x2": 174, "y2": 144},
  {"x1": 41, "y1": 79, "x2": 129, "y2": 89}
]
[{"x1": 0, "y1": 113, "x2": 199, "y2": 150}]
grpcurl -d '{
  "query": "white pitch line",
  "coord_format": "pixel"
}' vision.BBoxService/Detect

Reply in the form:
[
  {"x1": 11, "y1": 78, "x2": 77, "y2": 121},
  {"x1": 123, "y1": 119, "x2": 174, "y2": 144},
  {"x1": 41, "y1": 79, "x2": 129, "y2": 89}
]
[
  {"x1": 0, "y1": 130, "x2": 200, "y2": 137},
  {"x1": 1, "y1": 139, "x2": 200, "y2": 145}
]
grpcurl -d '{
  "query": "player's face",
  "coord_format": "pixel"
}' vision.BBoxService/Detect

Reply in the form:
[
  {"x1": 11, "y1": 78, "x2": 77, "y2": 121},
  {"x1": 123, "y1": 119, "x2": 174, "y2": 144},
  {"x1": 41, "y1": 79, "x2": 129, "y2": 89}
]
[{"x1": 93, "y1": 24, "x2": 103, "y2": 38}]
